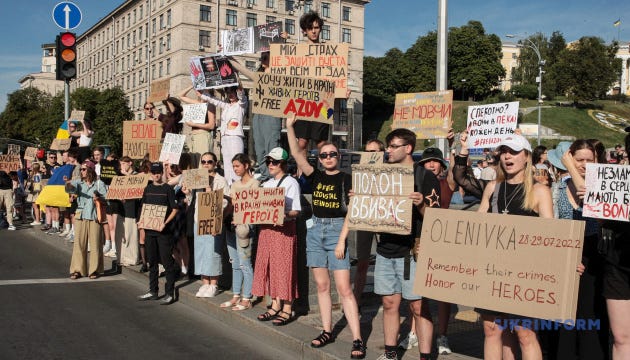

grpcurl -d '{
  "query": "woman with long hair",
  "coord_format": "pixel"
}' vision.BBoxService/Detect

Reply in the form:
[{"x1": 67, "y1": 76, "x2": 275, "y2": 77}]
[
  {"x1": 159, "y1": 97, "x2": 184, "y2": 137},
  {"x1": 27, "y1": 163, "x2": 43, "y2": 225}
]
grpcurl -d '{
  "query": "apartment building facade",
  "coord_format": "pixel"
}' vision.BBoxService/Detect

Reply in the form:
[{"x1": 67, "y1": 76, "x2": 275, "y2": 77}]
[{"x1": 18, "y1": 43, "x2": 64, "y2": 96}]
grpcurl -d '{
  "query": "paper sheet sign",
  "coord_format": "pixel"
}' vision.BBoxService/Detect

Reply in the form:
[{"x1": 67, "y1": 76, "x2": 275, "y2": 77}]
[
  {"x1": 584, "y1": 163, "x2": 630, "y2": 222},
  {"x1": 414, "y1": 208, "x2": 584, "y2": 321},
  {"x1": 105, "y1": 174, "x2": 149, "y2": 200},
  {"x1": 197, "y1": 189, "x2": 224, "y2": 235},
  {"x1": 466, "y1": 102, "x2": 519, "y2": 149},
  {"x1": 181, "y1": 103, "x2": 208, "y2": 124},
  {"x1": 137, "y1": 204, "x2": 167, "y2": 231},
  {"x1": 232, "y1": 187, "x2": 285, "y2": 225},
  {"x1": 159, "y1": 133, "x2": 186, "y2": 164},
  {"x1": 347, "y1": 164, "x2": 414, "y2": 235},
  {"x1": 392, "y1": 91, "x2": 453, "y2": 139},
  {"x1": 122, "y1": 120, "x2": 163, "y2": 161}
]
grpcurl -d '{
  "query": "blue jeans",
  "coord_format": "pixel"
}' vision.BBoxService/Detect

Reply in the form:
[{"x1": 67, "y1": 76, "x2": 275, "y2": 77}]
[
  {"x1": 306, "y1": 216, "x2": 349, "y2": 270},
  {"x1": 226, "y1": 226, "x2": 254, "y2": 299},
  {"x1": 252, "y1": 114, "x2": 281, "y2": 182}
]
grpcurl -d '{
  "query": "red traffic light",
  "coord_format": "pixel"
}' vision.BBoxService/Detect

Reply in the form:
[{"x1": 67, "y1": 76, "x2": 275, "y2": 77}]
[
  {"x1": 60, "y1": 32, "x2": 76, "y2": 47},
  {"x1": 56, "y1": 32, "x2": 77, "y2": 81}
]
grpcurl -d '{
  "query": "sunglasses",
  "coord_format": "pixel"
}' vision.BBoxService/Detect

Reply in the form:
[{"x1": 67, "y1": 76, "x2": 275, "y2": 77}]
[
  {"x1": 80, "y1": 168, "x2": 87, "y2": 171},
  {"x1": 200, "y1": 159, "x2": 214, "y2": 165},
  {"x1": 318, "y1": 151, "x2": 339, "y2": 159},
  {"x1": 144, "y1": 107, "x2": 154, "y2": 110},
  {"x1": 265, "y1": 159, "x2": 282, "y2": 166}
]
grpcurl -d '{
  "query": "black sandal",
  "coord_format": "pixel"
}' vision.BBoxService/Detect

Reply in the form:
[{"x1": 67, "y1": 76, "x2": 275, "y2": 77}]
[
  {"x1": 311, "y1": 330, "x2": 334, "y2": 348},
  {"x1": 350, "y1": 339, "x2": 366, "y2": 359},
  {"x1": 257, "y1": 308, "x2": 279, "y2": 321},
  {"x1": 271, "y1": 310, "x2": 294, "y2": 326}
]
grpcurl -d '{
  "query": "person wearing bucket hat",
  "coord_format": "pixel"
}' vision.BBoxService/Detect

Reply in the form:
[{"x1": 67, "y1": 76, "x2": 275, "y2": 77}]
[
  {"x1": 158, "y1": 96, "x2": 183, "y2": 138},
  {"x1": 547, "y1": 142, "x2": 572, "y2": 172}
]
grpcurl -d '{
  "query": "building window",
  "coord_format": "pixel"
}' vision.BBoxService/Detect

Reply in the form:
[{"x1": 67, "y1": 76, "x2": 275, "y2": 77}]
[
  {"x1": 138, "y1": 25, "x2": 143, "y2": 41},
  {"x1": 321, "y1": 2, "x2": 330, "y2": 17},
  {"x1": 304, "y1": 2, "x2": 312, "y2": 12},
  {"x1": 166, "y1": 34, "x2": 171, "y2": 50},
  {"x1": 342, "y1": 28, "x2": 351, "y2": 43},
  {"x1": 151, "y1": 41, "x2": 156, "y2": 54},
  {"x1": 127, "y1": 13, "x2": 131, "y2": 27},
  {"x1": 139, "y1": 5, "x2": 143, "y2": 18},
  {"x1": 286, "y1": 0, "x2": 294, "y2": 11},
  {"x1": 226, "y1": 9, "x2": 237, "y2": 26},
  {"x1": 285, "y1": 19, "x2": 295, "y2": 35},
  {"x1": 247, "y1": 0, "x2": 256, "y2": 6},
  {"x1": 342, "y1": 6, "x2": 351, "y2": 21},
  {"x1": 151, "y1": 64, "x2": 156, "y2": 79},
  {"x1": 166, "y1": 58, "x2": 171, "y2": 75},
  {"x1": 322, "y1": 24, "x2": 330, "y2": 40},
  {"x1": 152, "y1": 18, "x2": 156, "y2": 34},
  {"x1": 159, "y1": 14, "x2": 164, "y2": 29},
  {"x1": 134, "y1": 9, "x2": 137, "y2": 23},
  {"x1": 247, "y1": 13, "x2": 257, "y2": 27},
  {"x1": 199, "y1": 30, "x2": 211, "y2": 47},
  {"x1": 159, "y1": 62, "x2": 163, "y2": 78},
  {"x1": 200, "y1": 5, "x2": 211, "y2": 22},
  {"x1": 127, "y1": 33, "x2": 131, "y2": 48},
  {"x1": 167, "y1": 9, "x2": 171, "y2": 26},
  {"x1": 266, "y1": 15, "x2": 276, "y2": 24},
  {"x1": 266, "y1": 0, "x2": 274, "y2": 8},
  {"x1": 159, "y1": 37, "x2": 164, "y2": 54}
]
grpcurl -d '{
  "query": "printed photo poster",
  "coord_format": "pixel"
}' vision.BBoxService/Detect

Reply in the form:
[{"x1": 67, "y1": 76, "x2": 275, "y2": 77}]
[
  {"x1": 392, "y1": 91, "x2": 453, "y2": 139},
  {"x1": 148, "y1": 78, "x2": 170, "y2": 103},
  {"x1": 232, "y1": 187, "x2": 285, "y2": 225},
  {"x1": 251, "y1": 73, "x2": 335, "y2": 124},
  {"x1": 122, "y1": 120, "x2": 163, "y2": 161},
  {"x1": 137, "y1": 204, "x2": 168, "y2": 231},
  {"x1": 159, "y1": 133, "x2": 186, "y2": 164},
  {"x1": 0, "y1": 154, "x2": 21, "y2": 172},
  {"x1": 466, "y1": 102, "x2": 519, "y2": 149},
  {"x1": 197, "y1": 189, "x2": 224, "y2": 235},
  {"x1": 583, "y1": 163, "x2": 630, "y2": 222},
  {"x1": 414, "y1": 208, "x2": 584, "y2": 321},
  {"x1": 269, "y1": 43, "x2": 348, "y2": 98},
  {"x1": 99, "y1": 159, "x2": 121, "y2": 186},
  {"x1": 220, "y1": 27, "x2": 254, "y2": 55},
  {"x1": 347, "y1": 164, "x2": 415, "y2": 235},
  {"x1": 189, "y1": 56, "x2": 239, "y2": 90},
  {"x1": 7, "y1": 144, "x2": 20, "y2": 155},
  {"x1": 181, "y1": 103, "x2": 208, "y2": 124},
  {"x1": 253, "y1": 22, "x2": 284, "y2": 52}
]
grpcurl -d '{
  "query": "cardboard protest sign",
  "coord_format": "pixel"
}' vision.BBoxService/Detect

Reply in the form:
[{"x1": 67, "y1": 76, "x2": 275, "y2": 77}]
[
  {"x1": 122, "y1": 120, "x2": 163, "y2": 161},
  {"x1": 105, "y1": 174, "x2": 149, "y2": 200},
  {"x1": 221, "y1": 26, "x2": 254, "y2": 55},
  {"x1": 583, "y1": 163, "x2": 630, "y2": 222},
  {"x1": 159, "y1": 133, "x2": 186, "y2": 164},
  {"x1": 253, "y1": 22, "x2": 284, "y2": 52},
  {"x1": 50, "y1": 138, "x2": 71, "y2": 151},
  {"x1": 69, "y1": 110, "x2": 85, "y2": 121},
  {"x1": 7, "y1": 144, "x2": 20, "y2": 155},
  {"x1": 270, "y1": 43, "x2": 348, "y2": 98},
  {"x1": 182, "y1": 168, "x2": 210, "y2": 190},
  {"x1": 347, "y1": 164, "x2": 414, "y2": 235},
  {"x1": 414, "y1": 208, "x2": 584, "y2": 321},
  {"x1": 0, "y1": 154, "x2": 21, "y2": 172},
  {"x1": 251, "y1": 73, "x2": 335, "y2": 124},
  {"x1": 189, "y1": 56, "x2": 239, "y2": 90},
  {"x1": 359, "y1": 151, "x2": 384, "y2": 164},
  {"x1": 181, "y1": 103, "x2": 208, "y2": 124},
  {"x1": 137, "y1": 204, "x2": 168, "y2": 231},
  {"x1": 466, "y1": 102, "x2": 519, "y2": 149},
  {"x1": 232, "y1": 187, "x2": 285, "y2": 225},
  {"x1": 392, "y1": 91, "x2": 453, "y2": 139},
  {"x1": 197, "y1": 189, "x2": 224, "y2": 235},
  {"x1": 148, "y1": 78, "x2": 170, "y2": 103},
  {"x1": 24, "y1": 147, "x2": 38, "y2": 161}
]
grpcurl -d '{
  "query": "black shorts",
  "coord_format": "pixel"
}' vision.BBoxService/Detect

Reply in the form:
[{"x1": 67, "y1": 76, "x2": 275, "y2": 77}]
[
  {"x1": 106, "y1": 200, "x2": 124, "y2": 216},
  {"x1": 603, "y1": 263, "x2": 630, "y2": 300},
  {"x1": 293, "y1": 120, "x2": 329, "y2": 143}
]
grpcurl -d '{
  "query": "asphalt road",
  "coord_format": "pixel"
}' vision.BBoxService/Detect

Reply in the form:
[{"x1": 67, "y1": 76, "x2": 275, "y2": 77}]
[{"x1": 0, "y1": 225, "x2": 294, "y2": 360}]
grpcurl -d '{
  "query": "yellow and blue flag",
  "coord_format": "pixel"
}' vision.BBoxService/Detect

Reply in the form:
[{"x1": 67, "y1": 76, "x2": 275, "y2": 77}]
[
  {"x1": 56, "y1": 120, "x2": 71, "y2": 139},
  {"x1": 614, "y1": 19, "x2": 621, "y2": 27},
  {"x1": 35, "y1": 164, "x2": 75, "y2": 207}
]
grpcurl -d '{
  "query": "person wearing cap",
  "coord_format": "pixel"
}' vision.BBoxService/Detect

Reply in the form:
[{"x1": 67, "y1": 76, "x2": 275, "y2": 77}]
[
  {"x1": 137, "y1": 162, "x2": 179, "y2": 305},
  {"x1": 286, "y1": 114, "x2": 365, "y2": 357},
  {"x1": 546, "y1": 141, "x2": 572, "y2": 219},
  {"x1": 476, "y1": 134, "x2": 555, "y2": 359},
  {"x1": 158, "y1": 97, "x2": 184, "y2": 138},
  {"x1": 251, "y1": 146, "x2": 301, "y2": 326},
  {"x1": 65, "y1": 160, "x2": 108, "y2": 280}
]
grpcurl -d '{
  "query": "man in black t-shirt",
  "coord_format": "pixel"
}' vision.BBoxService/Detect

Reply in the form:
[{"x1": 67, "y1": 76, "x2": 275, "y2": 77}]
[
  {"x1": 137, "y1": 162, "x2": 179, "y2": 305},
  {"x1": 374, "y1": 129, "x2": 441, "y2": 360}
]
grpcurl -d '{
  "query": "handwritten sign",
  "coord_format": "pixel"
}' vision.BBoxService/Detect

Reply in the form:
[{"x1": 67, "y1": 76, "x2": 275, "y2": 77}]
[
  {"x1": 0, "y1": 154, "x2": 20, "y2": 172},
  {"x1": 466, "y1": 102, "x2": 519, "y2": 149},
  {"x1": 181, "y1": 103, "x2": 208, "y2": 124},
  {"x1": 159, "y1": 133, "x2": 186, "y2": 164},
  {"x1": 50, "y1": 139, "x2": 71, "y2": 151},
  {"x1": 347, "y1": 164, "x2": 414, "y2": 235},
  {"x1": 182, "y1": 168, "x2": 210, "y2": 190},
  {"x1": 270, "y1": 43, "x2": 348, "y2": 98},
  {"x1": 359, "y1": 151, "x2": 384, "y2": 164},
  {"x1": 7, "y1": 144, "x2": 20, "y2": 155},
  {"x1": 24, "y1": 147, "x2": 38, "y2": 161},
  {"x1": 197, "y1": 189, "x2": 224, "y2": 235},
  {"x1": 584, "y1": 163, "x2": 630, "y2": 222},
  {"x1": 69, "y1": 110, "x2": 85, "y2": 121},
  {"x1": 232, "y1": 187, "x2": 285, "y2": 225},
  {"x1": 251, "y1": 73, "x2": 335, "y2": 124},
  {"x1": 414, "y1": 208, "x2": 584, "y2": 321},
  {"x1": 392, "y1": 91, "x2": 453, "y2": 139},
  {"x1": 123, "y1": 120, "x2": 163, "y2": 161},
  {"x1": 189, "y1": 56, "x2": 239, "y2": 90},
  {"x1": 148, "y1": 78, "x2": 170, "y2": 103},
  {"x1": 137, "y1": 204, "x2": 167, "y2": 231},
  {"x1": 105, "y1": 174, "x2": 149, "y2": 200}
]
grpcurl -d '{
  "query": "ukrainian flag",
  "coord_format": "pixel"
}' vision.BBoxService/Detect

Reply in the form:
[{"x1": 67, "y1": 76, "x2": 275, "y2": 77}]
[
  {"x1": 614, "y1": 19, "x2": 621, "y2": 27},
  {"x1": 56, "y1": 120, "x2": 71, "y2": 139},
  {"x1": 35, "y1": 164, "x2": 75, "y2": 207}
]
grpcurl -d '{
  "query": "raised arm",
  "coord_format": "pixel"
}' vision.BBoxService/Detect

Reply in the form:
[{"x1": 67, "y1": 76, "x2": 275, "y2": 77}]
[
  {"x1": 285, "y1": 114, "x2": 314, "y2": 177},
  {"x1": 229, "y1": 57, "x2": 257, "y2": 81},
  {"x1": 178, "y1": 85, "x2": 201, "y2": 104}
]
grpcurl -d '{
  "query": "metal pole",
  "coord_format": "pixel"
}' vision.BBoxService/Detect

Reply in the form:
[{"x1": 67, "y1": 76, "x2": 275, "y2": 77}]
[
  {"x1": 537, "y1": 64, "x2": 542, "y2": 145},
  {"x1": 64, "y1": 80, "x2": 70, "y2": 122},
  {"x1": 436, "y1": 0, "x2": 448, "y2": 153}
]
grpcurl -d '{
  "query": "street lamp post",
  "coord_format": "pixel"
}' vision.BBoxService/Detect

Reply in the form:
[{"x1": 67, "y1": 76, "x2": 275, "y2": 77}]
[{"x1": 506, "y1": 34, "x2": 545, "y2": 145}]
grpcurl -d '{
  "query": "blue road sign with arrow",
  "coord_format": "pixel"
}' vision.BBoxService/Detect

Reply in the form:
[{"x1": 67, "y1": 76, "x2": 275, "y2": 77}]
[{"x1": 52, "y1": 2, "x2": 82, "y2": 30}]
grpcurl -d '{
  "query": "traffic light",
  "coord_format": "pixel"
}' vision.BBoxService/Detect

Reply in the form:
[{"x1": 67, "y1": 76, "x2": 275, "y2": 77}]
[{"x1": 56, "y1": 32, "x2": 77, "y2": 81}]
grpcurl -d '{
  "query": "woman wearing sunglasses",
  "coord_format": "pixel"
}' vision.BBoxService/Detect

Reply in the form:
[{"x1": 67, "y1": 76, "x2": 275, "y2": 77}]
[{"x1": 285, "y1": 114, "x2": 365, "y2": 358}]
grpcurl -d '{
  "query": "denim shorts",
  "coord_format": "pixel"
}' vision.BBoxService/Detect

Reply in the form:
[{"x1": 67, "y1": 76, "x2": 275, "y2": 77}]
[
  {"x1": 374, "y1": 253, "x2": 422, "y2": 300},
  {"x1": 306, "y1": 216, "x2": 349, "y2": 271}
]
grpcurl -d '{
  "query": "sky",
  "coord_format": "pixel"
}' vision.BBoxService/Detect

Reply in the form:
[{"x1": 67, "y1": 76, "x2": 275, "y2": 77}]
[{"x1": 0, "y1": 0, "x2": 628, "y2": 112}]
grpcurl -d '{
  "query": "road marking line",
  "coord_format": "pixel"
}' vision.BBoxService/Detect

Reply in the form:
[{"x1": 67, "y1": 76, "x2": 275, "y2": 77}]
[{"x1": 0, "y1": 276, "x2": 127, "y2": 286}]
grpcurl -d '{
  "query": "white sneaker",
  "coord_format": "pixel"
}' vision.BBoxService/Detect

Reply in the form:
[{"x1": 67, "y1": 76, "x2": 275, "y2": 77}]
[
  {"x1": 8, "y1": 225, "x2": 16, "y2": 231},
  {"x1": 104, "y1": 250, "x2": 117, "y2": 258},
  {"x1": 65, "y1": 231, "x2": 74, "y2": 239},
  {"x1": 204, "y1": 284, "x2": 219, "y2": 297},
  {"x1": 30, "y1": 221, "x2": 40, "y2": 226},
  {"x1": 398, "y1": 332, "x2": 418, "y2": 349},
  {"x1": 437, "y1": 335, "x2": 452, "y2": 354},
  {"x1": 58, "y1": 229, "x2": 70, "y2": 237},
  {"x1": 103, "y1": 242, "x2": 112, "y2": 253},
  {"x1": 195, "y1": 284, "x2": 209, "y2": 297}
]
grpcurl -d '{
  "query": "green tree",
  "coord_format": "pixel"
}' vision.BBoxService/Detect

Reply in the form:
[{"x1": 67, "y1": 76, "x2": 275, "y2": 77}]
[
  {"x1": 363, "y1": 48, "x2": 406, "y2": 120},
  {"x1": 92, "y1": 87, "x2": 132, "y2": 155}
]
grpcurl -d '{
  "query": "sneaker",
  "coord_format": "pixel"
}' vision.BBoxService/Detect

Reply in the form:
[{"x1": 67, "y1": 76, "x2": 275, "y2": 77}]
[
  {"x1": 7, "y1": 225, "x2": 16, "y2": 231},
  {"x1": 160, "y1": 295, "x2": 175, "y2": 305},
  {"x1": 398, "y1": 332, "x2": 418, "y2": 349},
  {"x1": 65, "y1": 231, "x2": 74, "y2": 239},
  {"x1": 40, "y1": 224, "x2": 51, "y2": 231},
  {"x1": 67, "y1": 235, "x2": 74, "y2": 243},
  {"x1": 103, "y1": 242, "x2": 112, "y2": 253},
  {"x1": 437, "y1": 335, "x2": 452, "y2": 355},
  {"x1": 137, "y1": 292, "x2": 158, "y2": 301},
  {"x1": 195, "y1": 284, "x2": 209, "y2": 297},
  {"x1": 58, "y1": 229, "x2": 70, "y2": 237},
  {"x1": 203, "y1": 284, "x2": 219, "y2": 297},
  {"x1": 30, "y1": 221, "x2": 40, "y2": 226},
  {"x1": 104, "y1": 250, "x2": 117, "y2": 258},
  {"x1": 46, "y1": 227, "x2": 60, "y2": 235}
]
